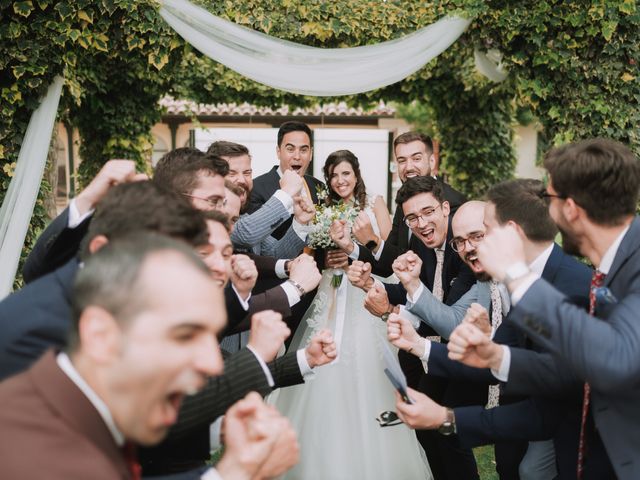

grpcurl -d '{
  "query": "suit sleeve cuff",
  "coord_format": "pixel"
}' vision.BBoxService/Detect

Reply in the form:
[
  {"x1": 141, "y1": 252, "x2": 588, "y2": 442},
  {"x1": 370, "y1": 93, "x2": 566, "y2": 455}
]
[
  {"x1": 406, "y1": 282, "x2": 425, "y2": 307},
  {"x1": 275, "y1": 259, "x2": 289, "y2": 279},
  {"x1": 348, "y1": 242, "x2": 360, "y2": 260},
  {"x1": 246, "y1": 345, "x2": 275, "y2": 387},
  {"x1": 420, "y1": 339, "x2": 432, "y2": 373},
  {"x1": 491, "y1": 345, "x2": 511, "y2": 382},
  {"x1": 274, "y1": 189, "x2": 294, "y2": 213},
  {"x1": 68, "y1": 198, "x2": 94, "y2": 228},
  {"x1": 296, "y1": 348, "x2": 315, "y2": 379},
  {"x1": 231, "y1": 284, "x2": 251, "y2": 310},
  {"x1": 201, "y1": 467, "x2": 224, "y2": 480},
  {"x1": 373, "y1": 239, "x2": 385, "y2": 261},
  {"x1": 280, "y1": 281, "x2": 301, "y2": 307}
]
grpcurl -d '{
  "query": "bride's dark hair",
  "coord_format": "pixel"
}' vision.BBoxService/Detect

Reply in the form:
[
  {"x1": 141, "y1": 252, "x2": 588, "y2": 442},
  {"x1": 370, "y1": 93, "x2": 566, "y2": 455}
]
[{"x1": 323, "y1": 150, "x2": 367, "y2": 208}]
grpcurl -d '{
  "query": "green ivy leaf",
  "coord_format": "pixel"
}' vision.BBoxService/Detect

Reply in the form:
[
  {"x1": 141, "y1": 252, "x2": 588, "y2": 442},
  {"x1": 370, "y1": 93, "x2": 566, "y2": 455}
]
[{"x1": 14, "y1": 1, "x2": 34, "y2": 18}]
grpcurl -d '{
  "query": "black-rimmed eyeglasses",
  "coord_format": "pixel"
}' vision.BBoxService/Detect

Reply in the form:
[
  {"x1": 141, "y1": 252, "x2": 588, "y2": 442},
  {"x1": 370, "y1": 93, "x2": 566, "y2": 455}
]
[
  {"x1": 537, "y1": 190, "x2": 566, "y2": 201},
  {"x1": 450, "y1": 231, "x2": 485, "y2": 253}
]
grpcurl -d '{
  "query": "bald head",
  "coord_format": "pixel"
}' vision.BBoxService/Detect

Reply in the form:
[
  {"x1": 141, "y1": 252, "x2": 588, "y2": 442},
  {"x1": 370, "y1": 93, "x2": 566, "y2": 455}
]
[{"x1": 451, "y1": 201, "x2": 489, "y2": 281}]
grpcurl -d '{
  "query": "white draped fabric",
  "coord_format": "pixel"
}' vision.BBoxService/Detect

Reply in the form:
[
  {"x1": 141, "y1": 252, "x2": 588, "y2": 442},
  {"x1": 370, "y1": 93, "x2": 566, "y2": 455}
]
[
  {"x1": 160, "y1": 0, "x2": 471, "y2": 96},
  {"x1": 0, "y1": 76, "x2": 64, "y2": 298},
  {"x1": 474, "y1": 48, "x2": 508, "y2": 83}
]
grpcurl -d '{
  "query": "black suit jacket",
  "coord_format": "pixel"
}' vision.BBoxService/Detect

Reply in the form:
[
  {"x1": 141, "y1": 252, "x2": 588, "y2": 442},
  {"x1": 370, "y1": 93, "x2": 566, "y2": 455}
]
[
  {"x1": 358, "y1": 181, "x2": 466, "y2": 277},
  {"x1": 248, "y1": 166, "x2": 324, "y2": 241}
]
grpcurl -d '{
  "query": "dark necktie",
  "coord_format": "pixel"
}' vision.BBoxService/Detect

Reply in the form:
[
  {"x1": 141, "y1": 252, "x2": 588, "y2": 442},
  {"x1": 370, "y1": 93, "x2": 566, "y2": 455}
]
[
  {"x1": 122, "y1": 441, "x2": 142, "y2": 480},
  {"x1": 577, "y1": 270, "x2": 606, "y2": 479}
]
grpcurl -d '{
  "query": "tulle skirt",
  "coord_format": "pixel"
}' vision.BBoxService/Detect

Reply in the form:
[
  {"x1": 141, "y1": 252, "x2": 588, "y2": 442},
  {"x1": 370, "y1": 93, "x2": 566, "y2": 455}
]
[{"x1": 269, "y1": 270, "x2": 432, "y2": 480}]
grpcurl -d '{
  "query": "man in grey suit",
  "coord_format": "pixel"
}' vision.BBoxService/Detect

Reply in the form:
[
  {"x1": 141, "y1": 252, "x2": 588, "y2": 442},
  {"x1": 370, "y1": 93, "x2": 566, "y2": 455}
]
[
  {"x1": 209, "y1": 139, "x2": 315, "y2": 259},
  {"x1": 458, "y1": 138, "x2": 640, "y2": 479}
]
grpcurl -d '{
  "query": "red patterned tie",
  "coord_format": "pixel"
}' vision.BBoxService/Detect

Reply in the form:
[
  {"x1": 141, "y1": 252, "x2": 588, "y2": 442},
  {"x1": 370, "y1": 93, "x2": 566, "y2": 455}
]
[
  {"x1": 577, "y1": 270, "x2": 606, "y2": 479},
  {"x1": 122, "y1": 441, "x2": 142, "y2": 480}
]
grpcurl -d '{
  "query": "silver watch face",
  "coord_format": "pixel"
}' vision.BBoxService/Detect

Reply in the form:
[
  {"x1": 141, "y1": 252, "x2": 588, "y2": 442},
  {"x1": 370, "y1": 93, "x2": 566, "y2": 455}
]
[{"x1": 438, "y1": 421, "x2": 455, "y2": 436}]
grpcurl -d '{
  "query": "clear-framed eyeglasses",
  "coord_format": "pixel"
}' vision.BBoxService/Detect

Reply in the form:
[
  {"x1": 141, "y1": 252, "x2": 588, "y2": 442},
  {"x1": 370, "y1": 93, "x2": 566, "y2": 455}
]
[
  {"x1": 182, "y1": 193, "x2": 227, "y2": 209},
  {"x1": 403, "y1": 204, "x2": 442, "y2": 228},
  {"x1": 450, "y1": 231, "x2": 485, "y2": 253}
]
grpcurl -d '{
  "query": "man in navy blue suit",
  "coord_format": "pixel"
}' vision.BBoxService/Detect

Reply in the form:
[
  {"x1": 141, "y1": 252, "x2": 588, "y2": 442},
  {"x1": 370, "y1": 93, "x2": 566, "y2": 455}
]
[{"x1": 390, "y1": 178, "x2": 592, "y2": 479}]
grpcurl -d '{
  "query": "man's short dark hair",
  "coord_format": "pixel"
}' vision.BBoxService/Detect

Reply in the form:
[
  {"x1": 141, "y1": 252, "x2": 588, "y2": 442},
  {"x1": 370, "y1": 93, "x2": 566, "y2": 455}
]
[
  {"x1": 154, "y1": 147, "x2": 229, "y2": 195},
  {"x1": 202, "y1": 209, "x2": 231, "y2": 233},
  {"x1": 81, "y1": 181, "x2": 208, "y2": 259},
  {"x1": 69, "y1": 232, "x2": 210, "y2": 352},
  {"x1": 395, "y1": 176, "x2": 445, "y2": 206},
  {"x1": 277, "y1": 121, "x2": 312, "y2": 147},
  {"x1": 486, "y1": 179, "x2": 558, "y2": 242},
  {"x1": 393, "y1": 131, "x2": 434, "y2": 155},
  {"x1": 544, "y1": 138, "x2": 640, "y2": 225},
  {"x1": 207, "y1": 141, "x2": 250, "y2": 159}
]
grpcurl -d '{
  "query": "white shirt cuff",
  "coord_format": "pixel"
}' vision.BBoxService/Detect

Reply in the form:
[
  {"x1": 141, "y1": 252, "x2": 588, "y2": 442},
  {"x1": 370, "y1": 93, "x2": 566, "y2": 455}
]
[
  {"x1": 406, "y1": 282, "x2": 425, "y2": 307},
  {"x1": 275, "y1": 259, "x2": 289, "y2": 279},
  {"x1": 296, "y1": 348, "x2": 315, "y2": 379},
  {"x1": 280, "y1": 280, "x2": 301, "y2": 307},
  {"x1": 273, "y1": 189, "x2": 294, "y2": 214},
  {"x1": 209, "y1": 416, "x2": 224, "y2": 451},
  {"x1": 68, "y1": 198, "x2": 94, "y2": 228},
  {"x1": 201, "y1": 467, "x2": 224, "y2": 480},
  {"x1": 231, "y1": 284, "x2": 251, "y2": 310},
  {"x1": 348, "y1": 242, "x2": 360, "y2": 260},
  {"x1": 373, "y1": 239, "x2": 385, "y2": 261},
  {"x1": 509, "y1": 273, "x2": 540, "y2": 305},
  {"x1": 420, "y1": 339, "x2": 432, "y2": 373},
  {"x1": 246, "y1": 345, "x2": 275, "y2": 387},
  {"x1": 491, "y1": 345, "x2": 511, "y2": 382},
  {"x1": 292, "y1": 219, "x2": 312, "y2": 241},
  {"x1": 399, "y1": 305, "x2": 422, "y2": 330}
]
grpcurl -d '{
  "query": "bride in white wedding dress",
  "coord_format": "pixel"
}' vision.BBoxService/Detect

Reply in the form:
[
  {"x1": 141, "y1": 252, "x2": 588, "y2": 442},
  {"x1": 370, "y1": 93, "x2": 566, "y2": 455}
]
[{"x1": 271, "y1": 150, "x2": 432, "y2": 480}]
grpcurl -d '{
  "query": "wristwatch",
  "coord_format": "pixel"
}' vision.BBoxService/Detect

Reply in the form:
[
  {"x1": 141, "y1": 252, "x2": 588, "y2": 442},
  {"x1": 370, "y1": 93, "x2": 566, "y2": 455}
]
[
  {"x1": 503, "y1": 262, "x2": 530, "y2": 286},
  {"x1": 380, "y1": 305, "x2": 394, "y2": 322},
  {"x1": 437, "y1": 408, "x2": 456, "y2": 436}
]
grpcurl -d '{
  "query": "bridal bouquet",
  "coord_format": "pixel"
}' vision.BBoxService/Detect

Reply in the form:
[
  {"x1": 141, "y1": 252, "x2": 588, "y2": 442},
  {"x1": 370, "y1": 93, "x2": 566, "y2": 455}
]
[{"x1": 307, "y1": 186, "x2": 359, "y2": 287}]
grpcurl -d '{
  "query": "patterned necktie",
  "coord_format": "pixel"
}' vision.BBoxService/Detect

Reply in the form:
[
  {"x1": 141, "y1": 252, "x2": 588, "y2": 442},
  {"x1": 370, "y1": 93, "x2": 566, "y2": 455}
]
[
  {"x1": 486, "y1": 281, "x2": 503, "y2": 408},
  {"x1": 122, "y1": 441, "x2": 142, "y2": 480},
  {"x1": 577, "y1": 270, "x2": 606, "y2": 479},
  {"x1": 425, "y1": 248, "x2": 446, "y2": 343}
]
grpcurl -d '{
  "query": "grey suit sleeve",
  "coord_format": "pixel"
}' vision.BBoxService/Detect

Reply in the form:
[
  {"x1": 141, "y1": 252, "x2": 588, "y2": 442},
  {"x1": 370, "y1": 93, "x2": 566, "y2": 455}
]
[
  {"x1": 269, "y1": 352, "x2": 304, "y2": 389},
  {"x1": 259, "y1": 224, "x2": 306, "y2": 259},
  {"x1": 408, "y1": 283, "x2": 478, "y2": 339},
  {"x1": 511, "y1": 277, "x2": 640, "y2": 392},
  {"x1": 231, "y1": 196, "x2": 291, "y2": 248}
]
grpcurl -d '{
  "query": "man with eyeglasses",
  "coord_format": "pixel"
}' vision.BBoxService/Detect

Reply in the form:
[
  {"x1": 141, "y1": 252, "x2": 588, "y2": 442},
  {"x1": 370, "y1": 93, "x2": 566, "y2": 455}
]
[
  {"x1": 349, "y1": 131, "x2": 466, "y2": 278},
  {"x1": 387, "y1": 179, "x2": 592, "y2": 480}
]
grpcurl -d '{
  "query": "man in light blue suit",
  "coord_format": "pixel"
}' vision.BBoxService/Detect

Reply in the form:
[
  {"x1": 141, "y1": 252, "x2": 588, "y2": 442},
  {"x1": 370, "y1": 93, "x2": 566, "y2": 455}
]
[{"x1": 467, "y1": 138, "x2": 640, "y2": 479}]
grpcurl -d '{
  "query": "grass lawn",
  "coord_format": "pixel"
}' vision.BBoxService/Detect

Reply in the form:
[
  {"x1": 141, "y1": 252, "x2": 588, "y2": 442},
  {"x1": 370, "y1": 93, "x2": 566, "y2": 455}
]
[{"x1": 475, "y1": 445, "x2": 499, "y2": 480}]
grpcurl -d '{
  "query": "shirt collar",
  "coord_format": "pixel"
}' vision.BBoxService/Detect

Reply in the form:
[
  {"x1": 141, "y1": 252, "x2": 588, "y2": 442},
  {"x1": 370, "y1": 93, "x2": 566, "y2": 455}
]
[
  {"x1": 56, "y1": 352, "x2": 125, "y2": 447},
  {"x1": 276, "y1": 166, "x2": 283, "y2": 178},
  {"x1": 599, "y1": 224, "x2": 630, "y2": 274},
  {"x1": 528, "y1": 243, "x2": 555, "y2": 276}
]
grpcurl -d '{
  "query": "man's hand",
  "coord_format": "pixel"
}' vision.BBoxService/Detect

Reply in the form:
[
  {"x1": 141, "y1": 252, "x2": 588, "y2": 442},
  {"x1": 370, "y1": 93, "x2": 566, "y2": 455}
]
[
  {"x1": 364, "y1": 282, "x2": 391, "y2": 317},
  {"x1": 76, "y1": 160, "x2": 147, "y2": 216},
  {"x1": 477, "y1": 224, "x2": 527, "y2": 285},
  {"x1": 325, "y1": 249, "x2": 349, "y2": 270},
  {"x1": 352, "y1": 211, "x2": 377, "y2": 245},
  {"x1": 279, "y1": 169, "x2": 304, "y2": 197},
  {"x1": 251, "y1": 405, "x2": 300, "y2": 480},
  {"x1": 216, "y1": 393, "x2": 279, "y2": 480},
  {"x1": 347, "y1": 261, "x2": 374, "y2": 291},
  {"x1": 387, "y1": 313, "x2": 425, "y2": 356},
  {"x1": 447, "y1": 322, "x2": 503, "y2": 370},
  {"x1": 293, "y1": 195, "x2": 315, "y2": 225},
  {"x1": 305, "y1": 329, "x2": 338, "y2": 367},
  {"x1": 463, "y1": 303, "x2": 492, "y2": 337},
  {"x1": 289, "y1": 254, "x2": 322, "y2": 293},
  {"x1": 247, "y1": 310, "x2": 291, "y2": 362},
  {"x1": 392, "y1": 251, "x2": 423, "y2": 297},
  {"x1": 395, "y1": 387, "x2": 448, "y2": 430},
  {"x1": 329, "y1": 220, "x2": 354, "y2": 254},
  {"x1": 230, "y1": 254, "x2": 258, "y2": 301}
]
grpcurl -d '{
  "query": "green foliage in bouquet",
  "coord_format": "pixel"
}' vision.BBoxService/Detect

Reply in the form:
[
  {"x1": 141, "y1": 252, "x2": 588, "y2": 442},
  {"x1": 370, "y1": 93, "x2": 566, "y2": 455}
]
[{"x1": 307, "y1": 186, "x2": 359, "y2": 250}]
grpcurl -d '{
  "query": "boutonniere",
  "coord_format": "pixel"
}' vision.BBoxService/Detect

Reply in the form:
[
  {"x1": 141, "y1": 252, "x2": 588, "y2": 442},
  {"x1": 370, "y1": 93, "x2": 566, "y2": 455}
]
[{"x1": 594, "y1": 286, "x2": 617, "y2": 306}]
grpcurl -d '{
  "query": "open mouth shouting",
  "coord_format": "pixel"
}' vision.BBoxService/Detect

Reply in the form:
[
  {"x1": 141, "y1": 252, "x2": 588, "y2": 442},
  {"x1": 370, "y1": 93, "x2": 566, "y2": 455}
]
[{"x1": 464, "y1": 251, "x2": 484, "y2": 274}]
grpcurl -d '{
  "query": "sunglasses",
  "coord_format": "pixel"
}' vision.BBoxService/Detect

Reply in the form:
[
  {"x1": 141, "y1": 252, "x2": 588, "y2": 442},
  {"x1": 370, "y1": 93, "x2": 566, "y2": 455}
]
[{"x1": 375, "y1": 410, "x2": 403, "y2": 427}]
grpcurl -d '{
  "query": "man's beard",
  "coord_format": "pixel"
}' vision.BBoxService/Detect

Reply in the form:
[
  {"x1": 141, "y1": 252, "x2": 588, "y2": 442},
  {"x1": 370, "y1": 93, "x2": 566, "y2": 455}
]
[
  {"x1": 475, "y1": 271, "x2": 493, "y2": 282},
  {"x1": 559, "y1": 226, "x2": 581, "y2": 256}
]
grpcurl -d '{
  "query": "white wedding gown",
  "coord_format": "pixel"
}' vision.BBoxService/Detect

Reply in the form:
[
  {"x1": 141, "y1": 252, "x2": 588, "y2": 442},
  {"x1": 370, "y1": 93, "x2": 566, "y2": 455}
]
[{"x1": 270, "y1": 202, "x2": 432, "y2": 480}]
